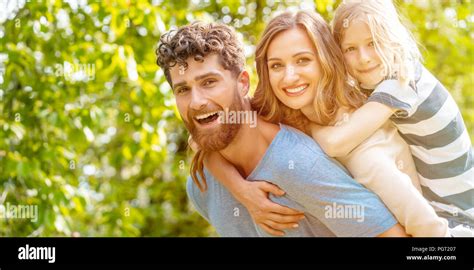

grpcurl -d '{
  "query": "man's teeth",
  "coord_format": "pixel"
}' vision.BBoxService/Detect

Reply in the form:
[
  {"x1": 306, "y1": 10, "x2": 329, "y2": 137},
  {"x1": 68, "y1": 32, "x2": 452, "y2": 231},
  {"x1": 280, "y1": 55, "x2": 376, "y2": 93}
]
[
  {"x1": 285, "y1": 85, "x2": 308, "y2": 93},
  {"x1": 195, "y1": 111, "x2": 219, "y2": 120}
]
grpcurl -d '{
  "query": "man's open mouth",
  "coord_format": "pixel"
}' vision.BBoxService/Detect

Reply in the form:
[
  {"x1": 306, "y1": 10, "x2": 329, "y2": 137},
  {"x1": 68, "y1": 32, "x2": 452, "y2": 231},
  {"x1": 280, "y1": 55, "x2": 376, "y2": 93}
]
[{"x1": 194, "y1": 111, "x2": 220, "y2": 125}]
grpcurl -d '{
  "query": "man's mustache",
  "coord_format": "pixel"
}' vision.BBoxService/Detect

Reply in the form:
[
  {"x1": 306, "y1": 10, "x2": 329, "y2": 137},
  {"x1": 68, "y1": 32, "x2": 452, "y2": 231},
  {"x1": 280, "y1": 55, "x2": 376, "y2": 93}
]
[{"x1": 187, "y1": 106, "x2": 223, "y2": 121}]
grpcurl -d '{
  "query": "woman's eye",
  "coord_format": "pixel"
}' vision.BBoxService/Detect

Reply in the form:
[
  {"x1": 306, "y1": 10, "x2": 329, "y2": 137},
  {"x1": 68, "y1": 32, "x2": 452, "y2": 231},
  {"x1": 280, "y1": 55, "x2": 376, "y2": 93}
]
[
  {"x1": 368, "y1": 41, "x2": 374, "y2": 47},
  {"x1": 270, "y1": 63, "x2": 282, "y2": 69},
  {"x1": 297, "y1": 58, "x2": 310, "y2": 64}
]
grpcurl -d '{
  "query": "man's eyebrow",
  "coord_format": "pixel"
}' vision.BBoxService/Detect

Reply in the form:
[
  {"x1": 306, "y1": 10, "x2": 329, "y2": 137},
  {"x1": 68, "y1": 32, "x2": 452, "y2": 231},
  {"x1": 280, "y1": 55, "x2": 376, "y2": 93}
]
[
  {"x1": 194, "y1": 72, "x2": 222, "y2": 81},
  {"x1": 173, "y1": 81, "x2": 187, "y2": 89},
  {"x1": 172, "y1": 72, "x2": 222, "y2": 89},
  {"x1": 267, "y1": 51, "x2": 314, "y2": 62}
]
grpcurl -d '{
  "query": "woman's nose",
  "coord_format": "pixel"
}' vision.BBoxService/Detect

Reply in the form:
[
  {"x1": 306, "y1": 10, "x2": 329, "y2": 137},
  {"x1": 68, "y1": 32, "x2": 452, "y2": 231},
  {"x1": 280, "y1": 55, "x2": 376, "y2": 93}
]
[{"x1": 283, "y1": 65, "x2": 299, "y2": 84}]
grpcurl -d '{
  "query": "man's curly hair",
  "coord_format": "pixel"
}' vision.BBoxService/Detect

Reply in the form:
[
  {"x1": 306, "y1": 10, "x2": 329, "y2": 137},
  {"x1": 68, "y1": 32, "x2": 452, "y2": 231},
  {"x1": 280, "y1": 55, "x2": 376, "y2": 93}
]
[
  {"x1": 156, "y1": 22, "x2": 246, "y2": 192},
  {"x1": 156, "y1": 21, "x2": 245, "y2": 86}
]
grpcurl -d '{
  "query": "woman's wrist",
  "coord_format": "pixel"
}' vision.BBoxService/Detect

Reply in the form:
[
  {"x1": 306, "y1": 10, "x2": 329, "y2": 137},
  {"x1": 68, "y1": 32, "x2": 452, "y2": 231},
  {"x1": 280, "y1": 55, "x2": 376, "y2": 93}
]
[{"x1": 228, "y1": 179, "x2": 252, "y2": 204}]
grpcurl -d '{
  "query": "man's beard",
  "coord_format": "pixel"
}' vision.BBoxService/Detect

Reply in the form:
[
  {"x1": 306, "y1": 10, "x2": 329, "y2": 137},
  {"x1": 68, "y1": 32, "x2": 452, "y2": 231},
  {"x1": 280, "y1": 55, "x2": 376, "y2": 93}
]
[{"x1": 183, "y1": 91, "x2": 244, "y2": 152}]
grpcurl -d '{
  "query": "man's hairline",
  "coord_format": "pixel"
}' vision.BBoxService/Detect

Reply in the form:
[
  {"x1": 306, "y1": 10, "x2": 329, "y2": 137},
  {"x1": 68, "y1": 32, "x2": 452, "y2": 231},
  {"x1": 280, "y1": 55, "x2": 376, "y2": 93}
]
[{"x1": 168, "y1": 54, "x2": 245, "y2": 89}]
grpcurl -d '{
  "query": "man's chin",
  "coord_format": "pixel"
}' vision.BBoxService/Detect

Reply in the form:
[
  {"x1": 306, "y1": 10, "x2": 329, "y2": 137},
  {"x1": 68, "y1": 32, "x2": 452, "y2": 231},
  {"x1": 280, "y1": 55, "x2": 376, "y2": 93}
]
[{"x1": 193, "y1": 124, "x2": 241, "y2": 152}]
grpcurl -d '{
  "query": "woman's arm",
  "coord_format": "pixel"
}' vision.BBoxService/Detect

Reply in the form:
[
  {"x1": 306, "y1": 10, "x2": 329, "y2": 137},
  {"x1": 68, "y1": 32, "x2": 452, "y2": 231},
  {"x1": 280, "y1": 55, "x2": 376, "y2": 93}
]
[
  {"x1": 310, "y1": 102, "x2": 395, "y2": 157},
  {"x1": 203, "y1": 152, "x2": 305, "y2": 236},
  {"x1": 189, "y1": 137, "x2": 305, "y2": 236}
]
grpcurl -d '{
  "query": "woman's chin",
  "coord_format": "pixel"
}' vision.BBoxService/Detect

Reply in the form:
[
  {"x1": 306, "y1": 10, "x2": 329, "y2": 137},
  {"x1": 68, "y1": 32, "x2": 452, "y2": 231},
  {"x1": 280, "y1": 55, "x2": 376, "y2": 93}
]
[{"x1": 283, "y1": 102, "x2": 304, "y2": 110}]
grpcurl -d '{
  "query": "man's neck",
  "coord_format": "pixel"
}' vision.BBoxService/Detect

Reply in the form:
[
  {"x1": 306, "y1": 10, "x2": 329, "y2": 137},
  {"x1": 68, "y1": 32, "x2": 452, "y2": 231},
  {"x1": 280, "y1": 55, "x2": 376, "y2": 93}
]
[{"x1": 219, "y1": 117, "x2": 280, "y2": 178}]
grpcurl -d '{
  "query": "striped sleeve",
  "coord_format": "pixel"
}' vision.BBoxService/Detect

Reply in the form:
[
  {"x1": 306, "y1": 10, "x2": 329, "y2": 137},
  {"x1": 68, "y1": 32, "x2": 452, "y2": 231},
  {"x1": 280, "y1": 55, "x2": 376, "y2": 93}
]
[{"x1": 367, "y1": 79, "x2": 420, "y2": 118}]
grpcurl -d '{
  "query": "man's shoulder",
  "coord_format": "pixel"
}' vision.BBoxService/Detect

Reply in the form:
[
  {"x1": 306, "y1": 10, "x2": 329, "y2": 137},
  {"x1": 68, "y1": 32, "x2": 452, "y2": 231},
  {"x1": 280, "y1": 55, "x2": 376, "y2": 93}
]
[{"x1": 277, "y1": 124, "x2": 326, "y2": 155}]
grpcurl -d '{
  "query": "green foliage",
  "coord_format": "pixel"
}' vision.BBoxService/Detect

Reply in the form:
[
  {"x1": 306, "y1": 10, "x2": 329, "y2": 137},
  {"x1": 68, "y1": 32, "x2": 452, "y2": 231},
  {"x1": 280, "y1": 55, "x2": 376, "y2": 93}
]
[{"x1": 0, "y1": 0, "x2": 472, "y2": 236}]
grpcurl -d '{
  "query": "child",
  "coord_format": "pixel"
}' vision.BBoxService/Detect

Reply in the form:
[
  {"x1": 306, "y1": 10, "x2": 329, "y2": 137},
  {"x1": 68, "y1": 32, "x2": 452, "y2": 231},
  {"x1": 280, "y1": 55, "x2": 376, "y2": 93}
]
[{"x1": 312, "y1": 0, "x2": 473, "y2": 234}]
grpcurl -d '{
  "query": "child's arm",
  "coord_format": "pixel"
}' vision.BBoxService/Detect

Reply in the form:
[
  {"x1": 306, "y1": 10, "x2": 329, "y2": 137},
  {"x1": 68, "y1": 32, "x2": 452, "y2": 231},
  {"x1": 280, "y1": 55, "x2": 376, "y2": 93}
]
[
  {"x1": 310, "y1": 101, "x2": 395, "y2": 157},
  {"x1": 189, "y1": 137, "x2": 305, "y2": 236}
]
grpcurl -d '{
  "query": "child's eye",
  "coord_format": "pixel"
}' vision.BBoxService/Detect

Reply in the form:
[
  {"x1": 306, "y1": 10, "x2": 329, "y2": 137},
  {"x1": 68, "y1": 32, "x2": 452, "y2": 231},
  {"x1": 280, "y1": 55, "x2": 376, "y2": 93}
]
[{"x1": 345, "y1": 47, "x2": 356, "y2": 53}]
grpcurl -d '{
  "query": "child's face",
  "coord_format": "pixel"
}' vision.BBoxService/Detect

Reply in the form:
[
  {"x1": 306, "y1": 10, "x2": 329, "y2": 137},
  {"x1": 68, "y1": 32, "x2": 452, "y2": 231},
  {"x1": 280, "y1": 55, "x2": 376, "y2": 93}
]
[{"x1": 341, "y1": 19, "x2": 385, "y2": 88}]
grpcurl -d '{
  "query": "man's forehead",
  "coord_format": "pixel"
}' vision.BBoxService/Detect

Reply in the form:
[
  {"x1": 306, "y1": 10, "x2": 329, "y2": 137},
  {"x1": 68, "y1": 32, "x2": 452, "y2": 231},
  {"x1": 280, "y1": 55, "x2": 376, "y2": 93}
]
[
  {"x1": 170, "y1": 54, "x2": 223, "y2": 75},
  {"x1": 170, "y1": 54, "x2": 228, "y2": 85}
]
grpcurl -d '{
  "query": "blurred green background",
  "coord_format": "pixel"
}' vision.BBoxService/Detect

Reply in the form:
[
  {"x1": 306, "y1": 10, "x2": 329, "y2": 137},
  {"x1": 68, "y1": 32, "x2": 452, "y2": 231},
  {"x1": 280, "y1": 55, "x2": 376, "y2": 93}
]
[{"x1": 0, "y1": 0, "x2": 472, "y2": 236}]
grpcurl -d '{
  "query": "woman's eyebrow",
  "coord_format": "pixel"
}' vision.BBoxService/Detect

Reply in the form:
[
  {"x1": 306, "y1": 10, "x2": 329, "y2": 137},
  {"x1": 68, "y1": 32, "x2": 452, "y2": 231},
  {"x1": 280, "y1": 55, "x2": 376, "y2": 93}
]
[
  {"x1": 267, "y1": 51, "x2": 314, "y2": 62},
  {"x1": 292, "y1": 51, "x2": 314, "y2": 57}
]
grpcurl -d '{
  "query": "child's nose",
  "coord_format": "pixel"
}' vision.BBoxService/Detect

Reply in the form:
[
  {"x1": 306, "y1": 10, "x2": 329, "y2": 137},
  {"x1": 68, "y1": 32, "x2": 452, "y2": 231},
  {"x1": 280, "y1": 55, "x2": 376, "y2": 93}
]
[{"x1": 359, "y1": 48, "x2": 372, "y2": 63}]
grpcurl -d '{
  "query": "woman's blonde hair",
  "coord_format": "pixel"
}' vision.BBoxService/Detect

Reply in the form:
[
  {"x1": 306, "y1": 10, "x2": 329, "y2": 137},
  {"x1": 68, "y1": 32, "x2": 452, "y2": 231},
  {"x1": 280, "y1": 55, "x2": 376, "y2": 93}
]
[
  {"x1": 251, "y1": 10, "x2": 366, "y2": 129},
  {"x1": 332, "y1": 0, "x2": 422, "y2": 87}
]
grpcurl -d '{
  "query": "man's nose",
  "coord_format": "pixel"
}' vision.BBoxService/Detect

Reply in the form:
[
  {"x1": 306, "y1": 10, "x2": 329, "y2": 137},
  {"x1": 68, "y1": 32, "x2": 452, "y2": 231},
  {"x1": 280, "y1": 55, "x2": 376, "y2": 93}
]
[{"x1": 189, "y1": 87, "x2": 208, "y2": 111}]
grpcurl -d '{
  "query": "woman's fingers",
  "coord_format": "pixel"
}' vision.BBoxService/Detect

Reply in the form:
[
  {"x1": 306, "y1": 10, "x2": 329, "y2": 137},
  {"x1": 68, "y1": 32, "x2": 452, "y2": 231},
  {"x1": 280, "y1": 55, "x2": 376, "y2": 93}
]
[
  {"x1": 259, "y1": 223, "x2": 285, "y2": 236},
  {"x1": 264, "y1": 220, "x2": 299, "y2": 231},
  {"x1": 264, "y1": 201, "x2": 304, "y2": 216},
  {"x1": 258, "y1": 181, "x2": 285, "y2": 196},
  {"x1": 267, "y1": 212, "x2": 305, "y2": 224}
]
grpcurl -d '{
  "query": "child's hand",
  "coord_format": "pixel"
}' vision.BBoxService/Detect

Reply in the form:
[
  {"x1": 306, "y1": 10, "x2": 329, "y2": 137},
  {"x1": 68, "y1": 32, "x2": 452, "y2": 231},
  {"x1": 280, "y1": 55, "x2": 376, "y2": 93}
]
[
  {"x1": 188, "y1": 135, "x2": 200, "y2": 152},
  {"x1": 236, "y1": 181, "x2": 305, "y2": 236}
]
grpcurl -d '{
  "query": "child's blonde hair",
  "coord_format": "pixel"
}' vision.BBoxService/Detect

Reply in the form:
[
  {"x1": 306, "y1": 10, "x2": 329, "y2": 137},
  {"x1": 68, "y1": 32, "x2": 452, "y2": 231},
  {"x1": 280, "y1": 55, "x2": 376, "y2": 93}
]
[{"x1": 332, "y1": 0, "x2": 422, "y2": 87}]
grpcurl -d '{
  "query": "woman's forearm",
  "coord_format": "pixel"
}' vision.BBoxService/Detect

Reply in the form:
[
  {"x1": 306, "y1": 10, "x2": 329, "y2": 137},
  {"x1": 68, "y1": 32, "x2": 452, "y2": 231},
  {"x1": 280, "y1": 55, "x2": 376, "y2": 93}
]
[{"x1": 203, "y1": 151, "x2": 248, "y2": 198}]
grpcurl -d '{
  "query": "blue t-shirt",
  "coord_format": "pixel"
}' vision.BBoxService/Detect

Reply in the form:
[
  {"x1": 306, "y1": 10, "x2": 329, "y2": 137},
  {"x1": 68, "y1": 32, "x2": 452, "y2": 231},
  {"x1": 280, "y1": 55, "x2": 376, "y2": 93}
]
[{"x1": 186, "y1": 124, "x2": 397, "y2": 237}]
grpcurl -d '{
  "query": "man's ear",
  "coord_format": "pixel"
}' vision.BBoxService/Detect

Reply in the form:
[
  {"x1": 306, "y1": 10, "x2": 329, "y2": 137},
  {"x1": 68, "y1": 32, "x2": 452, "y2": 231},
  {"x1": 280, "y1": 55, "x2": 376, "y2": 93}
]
[{"x1": 237, "y1": 70, "x2": 250, "y2": 97}]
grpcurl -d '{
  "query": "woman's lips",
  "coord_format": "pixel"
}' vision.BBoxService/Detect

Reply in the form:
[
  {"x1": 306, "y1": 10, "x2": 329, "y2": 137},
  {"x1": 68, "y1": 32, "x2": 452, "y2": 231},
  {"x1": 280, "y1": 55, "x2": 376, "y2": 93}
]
[{"x1": 283, "y1": 84, "x2": 309, "y2": 97}]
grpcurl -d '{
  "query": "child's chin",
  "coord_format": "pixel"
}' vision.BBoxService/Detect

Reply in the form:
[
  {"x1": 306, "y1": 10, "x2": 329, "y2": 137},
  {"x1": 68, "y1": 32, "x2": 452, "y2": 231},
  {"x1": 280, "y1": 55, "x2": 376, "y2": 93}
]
[{"x1": 360, "y1": 78, "x2": 383, "y2": 89}]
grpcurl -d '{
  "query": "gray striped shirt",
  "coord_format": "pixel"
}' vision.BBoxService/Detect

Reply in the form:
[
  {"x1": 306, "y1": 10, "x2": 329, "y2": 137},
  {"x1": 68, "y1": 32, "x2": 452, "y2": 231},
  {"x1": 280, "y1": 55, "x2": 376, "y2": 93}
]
[{"x1": 367, "y1": 63, "x2": 473, "y2": 221}]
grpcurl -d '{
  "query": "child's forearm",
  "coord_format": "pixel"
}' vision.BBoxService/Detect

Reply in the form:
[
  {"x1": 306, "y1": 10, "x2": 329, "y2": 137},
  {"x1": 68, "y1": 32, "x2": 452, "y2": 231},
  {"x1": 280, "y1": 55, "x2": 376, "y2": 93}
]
[{"x1": 311, "y1": 102, "x2": 394, "y2": 157}]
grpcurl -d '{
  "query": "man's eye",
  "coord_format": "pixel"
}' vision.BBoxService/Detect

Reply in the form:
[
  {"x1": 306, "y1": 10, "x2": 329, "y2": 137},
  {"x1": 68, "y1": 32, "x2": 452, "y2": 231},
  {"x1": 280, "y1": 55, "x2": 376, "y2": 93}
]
[
  {"x1": 176, "y1": 87, "x2": 189, "y2": 94},
  {"x1": 203, "y1": 80, "x2": 216, "y2": 86}
]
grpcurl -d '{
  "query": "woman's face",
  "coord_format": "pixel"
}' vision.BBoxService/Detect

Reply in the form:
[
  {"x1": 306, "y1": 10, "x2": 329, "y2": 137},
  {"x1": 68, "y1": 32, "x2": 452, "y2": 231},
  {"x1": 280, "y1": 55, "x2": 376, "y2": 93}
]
[{"x1": 266, "y1": 27, "x2": 322, "y2": 111}]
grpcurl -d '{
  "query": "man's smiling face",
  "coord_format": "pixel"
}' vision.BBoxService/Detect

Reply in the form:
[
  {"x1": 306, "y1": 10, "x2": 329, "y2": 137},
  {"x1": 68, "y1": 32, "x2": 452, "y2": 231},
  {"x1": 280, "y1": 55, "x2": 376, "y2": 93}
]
[{"x1": 169, "y1": 54, "x2": 248, "y2": 151}]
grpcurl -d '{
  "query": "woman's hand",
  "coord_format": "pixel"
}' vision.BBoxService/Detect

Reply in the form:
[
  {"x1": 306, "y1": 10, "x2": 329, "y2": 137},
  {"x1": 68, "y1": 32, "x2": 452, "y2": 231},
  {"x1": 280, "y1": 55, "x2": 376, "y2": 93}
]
[
  {"x1": 234, "y1": 180, "x2": 305, "y2": 236},
  {"x1": 190, "y1": 135, "x2": 305, "y2": 235}
]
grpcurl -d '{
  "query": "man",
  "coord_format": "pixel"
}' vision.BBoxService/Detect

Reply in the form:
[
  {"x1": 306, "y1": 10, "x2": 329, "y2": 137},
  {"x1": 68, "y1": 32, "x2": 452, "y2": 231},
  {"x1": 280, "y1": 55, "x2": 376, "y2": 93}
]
[{"x1": 156, "y1": 21, "x2": 407, "y2": 237}]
